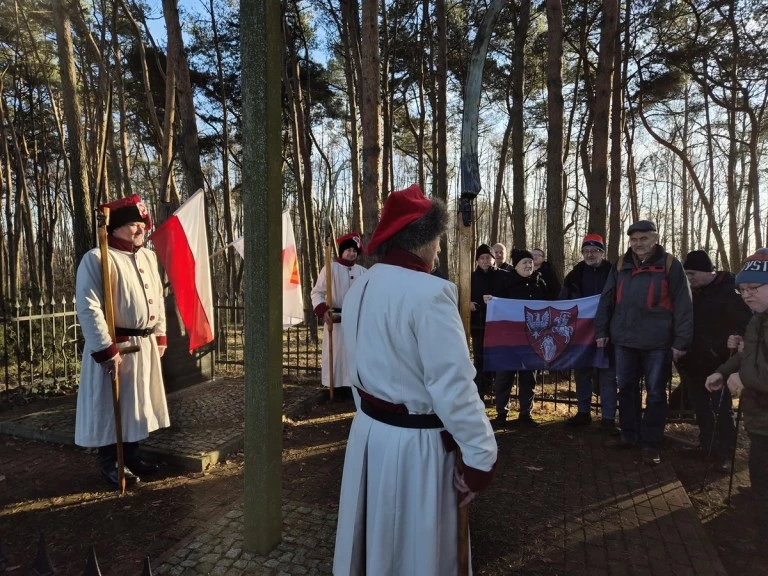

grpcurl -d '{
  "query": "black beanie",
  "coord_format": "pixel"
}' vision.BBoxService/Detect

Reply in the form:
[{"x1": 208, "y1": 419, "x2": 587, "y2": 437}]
[
  {"x1": 683, "y1": 250, "x2": 714, "y2": 272},
  {"x1": 475, "y1": 244, "x2": 492, "y2": 260},
  {"x1": 511, "y1": 249, "x2": 533, "y2": 266}
]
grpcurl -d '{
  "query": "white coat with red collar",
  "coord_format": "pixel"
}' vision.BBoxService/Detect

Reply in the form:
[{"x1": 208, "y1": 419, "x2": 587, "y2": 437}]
[
  {"x1": 74, "y1": 245, "x2": 169, "y2": 447},
  {"x1": 310, "y1": 260, "x2": 367, "y2": 388},
  {"x1": 334, "y1": 261, "x2": 497, "y2": 576}
]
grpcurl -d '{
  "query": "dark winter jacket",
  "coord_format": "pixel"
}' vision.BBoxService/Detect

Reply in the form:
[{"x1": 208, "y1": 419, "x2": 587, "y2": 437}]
[
  {"x1": 560, "y1": 260, "x2": 613, "y2": 300},
  {"x1": 504, "y1": 269, "x2": 549, "y2": 301},
  {"x1": 471, "y1": 267, "x2": 510, "y2": 329},
  {"x1": 676, "y1": 272, "x2": 752, "y2": 376},
  {"x1": 716, "y1": 312, "x2": 768, "y2": 437},
  {"x1": 534, "y1": 261, "x2": 562, "y2": 300},
  {"x1": 594, "y1": 244, "x2": 693, "y2": 351}
]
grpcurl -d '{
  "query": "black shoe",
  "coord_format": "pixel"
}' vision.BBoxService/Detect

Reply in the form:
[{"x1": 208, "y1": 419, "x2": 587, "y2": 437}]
[
  {"x1": 517, "y1": 415, "x2": 539, "y2": 428},
  {"x1": 642, "y1": 449, "x2": 662, "y2": 466},
  {"x1": 600, "y1": 419, "x2": 621, "y2": 436},
  {"x1": 566, "y1": 412, "x2": 592, "y2": 427},
  {"x1": 101, "y1": 465, "x2": 140, "y2": 488},
  {"x1": 125, "y1": 457, "x2": 160, "y2": 475},
  {"x1": 492, "y1": 416, "x2": 508, "y2": 429}
]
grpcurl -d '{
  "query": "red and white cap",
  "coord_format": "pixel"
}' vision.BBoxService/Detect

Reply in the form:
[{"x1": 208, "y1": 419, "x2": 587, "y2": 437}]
[{"x1": 101, "y1": 194, "x2": 152, "y2": 233}]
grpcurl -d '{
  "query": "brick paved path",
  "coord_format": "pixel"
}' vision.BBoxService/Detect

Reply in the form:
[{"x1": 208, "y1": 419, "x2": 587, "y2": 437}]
[{"x1": 0, "y1": 383, "x2": 732, "y2": 575}]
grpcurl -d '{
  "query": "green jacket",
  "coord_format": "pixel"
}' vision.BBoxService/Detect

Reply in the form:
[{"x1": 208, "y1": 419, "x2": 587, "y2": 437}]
[{"x1": 716, "y1": 311, "x2": 768, "y2": 437}]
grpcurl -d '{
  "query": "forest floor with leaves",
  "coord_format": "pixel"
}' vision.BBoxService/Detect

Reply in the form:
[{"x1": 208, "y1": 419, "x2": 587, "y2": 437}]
[{"x1": 0, "y1": 396, "x2": 763, "y2": 575}]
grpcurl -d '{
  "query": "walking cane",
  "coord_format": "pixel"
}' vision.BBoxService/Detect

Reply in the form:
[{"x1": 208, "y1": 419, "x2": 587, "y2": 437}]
[
  {"x1": 727, "y1": 401, "x2": 743, "y2": 506},
  {"x1": 97, "y1": 207, "x2": 126, "y2": 495},
  {"x1": 325, "y1": 241, "x2": 335, "y2": 401},
  {"x1": 698, "y1": 386, "x2": 726, "y2": 492}
]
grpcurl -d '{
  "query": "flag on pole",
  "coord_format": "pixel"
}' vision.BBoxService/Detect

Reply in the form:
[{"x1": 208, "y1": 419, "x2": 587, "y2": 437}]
[
  {"x1": 228, "y1": 210, "x2": 304, "y2": 329},
  {"x1": 483, "y1": 295, "x2": 607, "y2": 371},
  {"x1": 151, "y1": 189, "x2": 215, "y2": 353},
  {"x1": 281, "y1": 210, "x2": 304, "y2": 328}
]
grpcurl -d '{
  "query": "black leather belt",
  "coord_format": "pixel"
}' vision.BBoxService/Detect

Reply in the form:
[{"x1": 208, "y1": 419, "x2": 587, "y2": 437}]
[
  {"x1": 116, "y1": 327, "x2": 154, "y2": 337},
  {"x1": 360, "y1": 397, "x2": 444, "y2": 429}
]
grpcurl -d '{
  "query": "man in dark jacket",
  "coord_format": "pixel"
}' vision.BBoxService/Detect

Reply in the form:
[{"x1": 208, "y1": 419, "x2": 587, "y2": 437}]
[
  {"x1": 561, "y1": 234, "x2": 618, "y2": 434},
  {"x1": 595, "y1": 220, "x2": 693, "y2": 465},
  {"x1": 705, "y1": 248, "x2": 768, "y2": 556},
  {"x1": 677, "y1": 250, "x2": 751, "y2": 470},
  {"x1": 471, "y1": 244, "x2": 509, "y2": 397}
]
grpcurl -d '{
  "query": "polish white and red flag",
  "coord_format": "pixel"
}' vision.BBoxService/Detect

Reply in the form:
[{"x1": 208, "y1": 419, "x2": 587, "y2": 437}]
[
  {"x1": 151, "y1": 189, "x2": 214, "y2": 353},
  {"x1": 230, "y1": 210, "x2": 304, "y2": 329}
]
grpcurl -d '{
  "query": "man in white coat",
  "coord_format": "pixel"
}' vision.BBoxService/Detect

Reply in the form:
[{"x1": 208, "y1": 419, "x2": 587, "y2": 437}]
[
  {"x1": 75, "y1": 195, "x2": 170, "y2": 488},
  {"x1": 334, "y1": 184, "x2": 498, "y2": 576},
  {"x1": 310, "y1": 232, "x2": 366, "y2": 396}
]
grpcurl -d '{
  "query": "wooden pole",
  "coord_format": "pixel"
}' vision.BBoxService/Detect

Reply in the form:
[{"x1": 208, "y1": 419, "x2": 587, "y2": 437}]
[
  {"x1": 325, "y1": 244, "x2": 335, "y2": 400},
  {"x1": 97, "y1": 207, "x2": 126, "y2": 495},
  {"x1": 456, "y1": 198, "x2": 474, "y2": 576}
]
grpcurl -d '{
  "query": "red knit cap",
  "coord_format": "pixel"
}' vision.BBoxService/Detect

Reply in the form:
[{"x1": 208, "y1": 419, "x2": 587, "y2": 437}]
[
  {"x1": 367, "y1": 184, "x2": 432, "y2": 255},
  {"x1": 581, "y1": 233, "x2": 605, "y2": 251},
  {"x1": 336, "y1": 232, "x2": 363, "y2": 253},
  {"x1": 100, "y1": 194, "x2": 152, "y2": 233}
]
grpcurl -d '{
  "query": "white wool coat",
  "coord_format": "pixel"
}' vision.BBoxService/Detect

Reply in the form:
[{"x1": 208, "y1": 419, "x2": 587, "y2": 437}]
[
  {"x1": 310, "y1": 260, "x2": 367, "y2": 388},
  {"x1": 334, "y1": 263, "x2": 498, "y2": 576},
  {"x1": 74, "y1": 246, "x2": 170, "y2": 447}
]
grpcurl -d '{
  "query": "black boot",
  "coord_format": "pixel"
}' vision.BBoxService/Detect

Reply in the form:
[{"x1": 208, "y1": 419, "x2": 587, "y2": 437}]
[
  {"x1": 98, "y1": 444, "x2": 140, "y2": 488},
  {"x1": 124, "y1": 442, "x2": 160, "y2": 475}
]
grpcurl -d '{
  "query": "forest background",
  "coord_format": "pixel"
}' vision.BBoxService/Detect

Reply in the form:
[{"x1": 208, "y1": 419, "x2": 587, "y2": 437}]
[{"x1": 0, "y1": 0, "x2": 766, "y2": 322}]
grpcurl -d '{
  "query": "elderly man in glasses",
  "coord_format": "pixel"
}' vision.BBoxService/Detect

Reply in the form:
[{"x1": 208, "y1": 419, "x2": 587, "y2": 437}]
[
  {"x1": 706, "y1": 248, "x2": 768, "y2": 558},
  {"x1": 561, "y1": 234, "x2": 619, "y2": 434}
]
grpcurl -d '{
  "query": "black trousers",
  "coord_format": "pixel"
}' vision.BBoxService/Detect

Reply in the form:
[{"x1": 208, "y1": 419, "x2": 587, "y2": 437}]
[
  {"x1": 470, "y1": 327, "x2": 492, "y2": 395},
  {"x1": 97, "y1": 442, "x2": 139, "y2": 471}
]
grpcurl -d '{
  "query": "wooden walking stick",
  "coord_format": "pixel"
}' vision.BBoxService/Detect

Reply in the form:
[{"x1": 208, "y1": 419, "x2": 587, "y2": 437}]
[
  {"x1": 325, "y1": 240, "x2": 335, "y2": 401},
  {"x1": 97, "y1": 207, "x2": 126, "y2": 495}
]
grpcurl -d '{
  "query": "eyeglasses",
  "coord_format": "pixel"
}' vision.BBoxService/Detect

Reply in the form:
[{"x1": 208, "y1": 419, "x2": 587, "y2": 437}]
[
  {"x1": 735, "y1": 285, "x2": 765, "y2": 295},
  {"x1": 582, "y1": 249, "x2": 602, "y2": 255}
]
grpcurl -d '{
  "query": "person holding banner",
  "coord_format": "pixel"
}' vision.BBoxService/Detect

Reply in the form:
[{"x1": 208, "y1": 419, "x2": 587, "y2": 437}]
[
  {"x1": 311, "y1": 233, "x2": 367, "y2": 396},
  {"x1": 75, "y1": 195, "x2": 169, "y2": 488},
  {"x1": 493, "y1": 249, "x2": 548, "y2": 427},
  {"x1": 561, "y1": 234, "x2": 619, "y2": 434},
  {"x1": 471, "y1": 243, "x2": 509, "y2": 399},
  {"x1": 333, "y1": 184, "x2": 497, "y2": 576}
]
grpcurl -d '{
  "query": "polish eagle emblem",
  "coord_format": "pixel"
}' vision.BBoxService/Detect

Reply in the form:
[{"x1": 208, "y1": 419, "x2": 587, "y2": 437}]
[{"x1": 524, "y1": 305, "x2": 578, "y2": 364}]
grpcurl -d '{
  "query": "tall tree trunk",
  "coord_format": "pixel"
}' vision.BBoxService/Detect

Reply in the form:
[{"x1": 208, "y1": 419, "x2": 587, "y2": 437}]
[
  {"x1": 511, "y1": 0, "x2": 531, "y2": 249},
  {"x1": 607, "y1": 23, "x2": 622, "y2": 261},
  {"x1": 491, "y1": 100, "x2": 513, "y2": 245},
  {"x1": 587, "y1": 0, "x2": 618, "y2": 237},
  {"x1": 163, "y1": 0, "x2": 205, "y2": 197},
  {"x1": 546, "y1": 0, "x2": 564, "y2": 279},
  {"x1": 209, "y1": 0, "x2": 236, "y2": 294},
  {"x1": 359, "y1": 0, "x2": 382, "y2": 239},
  {"x1": 435, "y1": 0, "x2": 448, "y2": 275},
  {"x1": 52, "y1": 0, "x2": 93, "y2": 263},
  {"x1": 380, "y1": 0, "x2": 392, "y2": 198}
]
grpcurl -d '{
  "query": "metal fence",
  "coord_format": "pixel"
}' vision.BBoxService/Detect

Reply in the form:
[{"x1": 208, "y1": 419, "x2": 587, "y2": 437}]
[
  {"x1": 213, "y1": 293, "x2": 322, "y2": 377},
  {"x1": 0, "y1": 297, "x2": 83, "y2": 406},
  {"x1": 1, "y1": 293, "x2": 693, "y2": 422}
]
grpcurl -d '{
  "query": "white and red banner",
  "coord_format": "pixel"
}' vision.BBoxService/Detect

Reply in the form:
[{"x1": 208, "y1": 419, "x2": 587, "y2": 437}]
[
  {"x1": 483, "y1": 295, "x2": 607, "y2": 371},
  {"x1": 230, "y1": 210, "x2": 304, "y2": 329},
  {"x1": 151, "y1": 189, "x2": 215, "y2": 353}
]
